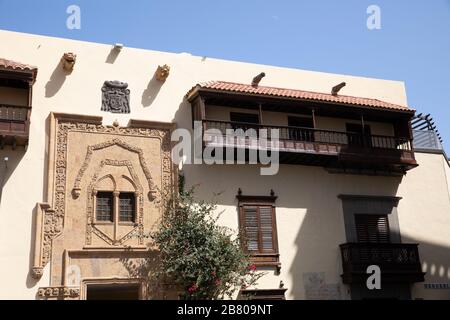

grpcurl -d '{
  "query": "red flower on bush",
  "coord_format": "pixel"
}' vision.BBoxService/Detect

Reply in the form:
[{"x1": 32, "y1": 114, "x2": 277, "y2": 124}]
[
  {"x1": 188, "y1": 283, "x2": 198, "y2": 294},
  {"x1": 211, "y1": 271, "x2": 216, "y2": 277},
  {"x1": 248, "y1": 264, "x2": 257, "y2": 271},
  {"x1": 215, "y1": 278, "x2": 222, "y2": 286}
]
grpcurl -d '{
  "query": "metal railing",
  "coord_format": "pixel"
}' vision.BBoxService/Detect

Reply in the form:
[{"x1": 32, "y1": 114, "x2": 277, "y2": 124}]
[
  {"x1": 413, "y1": 130, "x2": 443, "y2": 151},
  {"x1": 340, "y1": 242, "x2": 422, "y2": 274}
]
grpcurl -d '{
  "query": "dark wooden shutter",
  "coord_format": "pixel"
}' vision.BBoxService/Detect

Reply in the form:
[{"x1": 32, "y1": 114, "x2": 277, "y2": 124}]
[
  {"x1": 242, "y1": 205, "x2": 275, "y2": 253},
  {"x1": 259, "y1": 206, "x2": 274, "y2": 251},
  {"x1": 96, "y1": 192, "x2": 113, "y2": 222},
  {"x1": 243, "y1": 206, "x2": 259, "y2": 252},
  {"x1": 355, "y1": 214, "x2": 390, "y2": 243}
]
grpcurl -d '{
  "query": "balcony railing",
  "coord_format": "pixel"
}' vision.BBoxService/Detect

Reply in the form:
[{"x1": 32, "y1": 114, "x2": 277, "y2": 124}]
[
  {"x1": 203, "y1": 120, "x2": 413, "y2": 151},
  {"x1": 340, "y1": 243, "x2": 425, "y2": 283},
  {"x1": 0, "y1": 104, "x2": 29, "y2": 122},
  {"x1": 0, "y1": 104, "x2": 31, "y2": 147}
]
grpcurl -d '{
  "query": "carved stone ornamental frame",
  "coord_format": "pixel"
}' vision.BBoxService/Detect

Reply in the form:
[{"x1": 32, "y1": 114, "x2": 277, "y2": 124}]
[
  {"x1": 85, "y1": 158, "x2": 145, "y2": 246},
  {"x1": 31, "y1": 113, "x2": 176, "y2": 287}
]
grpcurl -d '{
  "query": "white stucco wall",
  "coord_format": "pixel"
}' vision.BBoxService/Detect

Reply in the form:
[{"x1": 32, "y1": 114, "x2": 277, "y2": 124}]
[
  {"x1": 0, "y1": 30, "x2": 448, "y2": 300},
  {"x1": 183, "y1": 163, "x2": 404, "y2": 300},
  {"x1": 398, "y1": 153, "x2": 450, "y2": 299}
]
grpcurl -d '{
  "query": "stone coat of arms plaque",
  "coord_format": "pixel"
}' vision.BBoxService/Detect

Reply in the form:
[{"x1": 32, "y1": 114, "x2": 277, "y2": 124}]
[{"x1": 101, "y1": 80, "x2": 131, "y2": 113}]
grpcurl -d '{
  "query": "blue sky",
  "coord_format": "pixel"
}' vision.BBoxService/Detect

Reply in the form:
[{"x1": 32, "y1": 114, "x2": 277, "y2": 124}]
[{"x1": 1, "y1": 0, "x2": 449, "y2": 150}]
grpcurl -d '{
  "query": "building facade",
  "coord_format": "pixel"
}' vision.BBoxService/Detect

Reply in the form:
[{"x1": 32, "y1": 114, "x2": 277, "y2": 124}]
[{"x1": 0, "y1": 30, "x2": 449, "y2": 300}]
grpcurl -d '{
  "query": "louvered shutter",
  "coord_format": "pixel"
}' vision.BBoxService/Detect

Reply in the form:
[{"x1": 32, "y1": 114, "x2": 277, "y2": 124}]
[
  {"x1": 243, "y1": 206, "x2": 259, "y2": 252},
  {"x1": 259, "y1": 206, "x2": 274, "y2": 251},
  {"x1": 355, "y1": 214, "x2": 390, "y2": 243},
  {"x1": 242, "y1": 205, "x2": 275, "y2": 253}
]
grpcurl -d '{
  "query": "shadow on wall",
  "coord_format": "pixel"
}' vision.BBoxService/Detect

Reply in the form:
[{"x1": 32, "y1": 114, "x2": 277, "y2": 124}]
[
  {"x1": 0, "y1": 149, "x2": 25, "y2": 205},
  {"x1": 26, "y1": 204, "x2": 39, "y2": 289},
  {"x1": 141, "y1": 74, "x2": 164, "y2": 108},
  {"x1": 45, "y1": 61, "x2": 68, "y2": 97},
  {"x1": 403, "y1": 235, "x2": 450, "y2": 300},
  {"x1": 172, "y1": 98, "x2": 193, "y2": 130},
  {"x1": 105, "y1": 47, "x2": 120, "y2": 64},
  {"x1": 289, "y1": 180, "x2": 402, "y2": 300},
  {"x1": 180, "y1": 162, "x2": 450, "y2": 299},
  {"x1": 120, "y1": 249, "x2": 181, "y2": 299},
  {"x1": 25, "y1": 115, "x2": 52, "y2": 289}
]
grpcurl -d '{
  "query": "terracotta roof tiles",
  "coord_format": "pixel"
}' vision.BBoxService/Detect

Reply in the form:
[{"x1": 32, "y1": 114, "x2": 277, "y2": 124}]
[{"x1": 187, "y1": 81, "x2": 412, "y2": 113}]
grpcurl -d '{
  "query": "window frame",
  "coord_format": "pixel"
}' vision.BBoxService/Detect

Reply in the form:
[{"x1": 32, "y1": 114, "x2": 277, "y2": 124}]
[
  {"x1": 95, "y1": 191, "x2": 114, "y2": 223},
  {"x1": 94, "y1": 190, "x2": 137, "y2": 225},
  {"x1": 237, "y1": 193, "x2": 280, "y2": 272},
  {"x1": 239, "y1": 288, "x2": 287, "y2": 300},
  {"x1": 118, "y1": 192, "x2": 137, "y2": 224}
]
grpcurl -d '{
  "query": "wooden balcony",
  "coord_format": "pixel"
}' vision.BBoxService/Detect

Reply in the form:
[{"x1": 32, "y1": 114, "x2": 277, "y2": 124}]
[
  {"x1": 0, "y1": 104, "x2": 31, "y2": 148},
  {"x1": 340, "y1": 243, "x2": 425, "y2": 284},
  {"x1": 202, "y1": 120, "x2": 417, "y2": 174}
]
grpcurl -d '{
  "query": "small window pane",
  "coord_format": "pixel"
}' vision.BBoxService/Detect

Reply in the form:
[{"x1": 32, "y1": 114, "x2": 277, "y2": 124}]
[
  {"x1": 119, "y1": 193, "x2": 135, "y2": 222},
  {"x1": 96, "y1": 192, "x2": 113, "y2": 222}
]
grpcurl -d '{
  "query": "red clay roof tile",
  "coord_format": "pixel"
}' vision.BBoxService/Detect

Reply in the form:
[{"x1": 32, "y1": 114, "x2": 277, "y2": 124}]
[
  {"x1": 0, "y1": 58, "x2": 37, "y2": 73},
  {"x1": 187, "y1": 81, "x2": 412, "y2": 112}
]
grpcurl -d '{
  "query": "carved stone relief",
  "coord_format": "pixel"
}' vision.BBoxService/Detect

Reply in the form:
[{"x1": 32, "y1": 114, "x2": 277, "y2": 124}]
[
  {"x1": 85, "y1": 159, "x2": 145, "y2": 246},
  {"x1": 37, "y1": 286, "x2": 80, "y2": 299},
  {"x1": 101, "y1": 81, "x2": 130, "y2": 113},
  {"x1": 32, "y1": 114, "x2": 175, "y2": 284},
  {"x1": 72, "y1": 137, "x2": 157, "y2": 201}
]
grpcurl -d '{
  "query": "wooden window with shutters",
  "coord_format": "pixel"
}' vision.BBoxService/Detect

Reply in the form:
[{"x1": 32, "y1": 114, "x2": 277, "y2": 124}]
[
  {"x1": 355, "y1": 214, "x2": 390, "y2": 243},
  {"x1": 237, "y1": 192, "x2": 280, "y2": 272}
]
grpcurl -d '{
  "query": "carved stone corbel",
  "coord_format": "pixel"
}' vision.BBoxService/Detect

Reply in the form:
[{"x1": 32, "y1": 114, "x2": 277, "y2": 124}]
[
  {"x1": 155, "y1": 64, "x2": 170, "y2": 82},
  {"x1": 61, "y1": 53, "x2": 77, "y2": 72}
]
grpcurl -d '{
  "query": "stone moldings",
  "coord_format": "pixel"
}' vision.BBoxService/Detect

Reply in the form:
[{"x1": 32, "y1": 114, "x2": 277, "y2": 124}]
[
  {"x1": 31, "y1": 113, "x2": 175, "y2": 282},
  {"x1": 72, "y1": 138, "x2": 157, "y2": 201},
  {"x1": 85, "y1": 159, "x2": 145, "y2": 246},
  {"x1": 31, "y1": 203, "x2": 62, "y2": 279},
  {"x1": 37, "y1": 286, "x2": 80, "y2": 299},
  {"x1": 101, "y1": 81, "x2": 130, "y2": 113}
]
